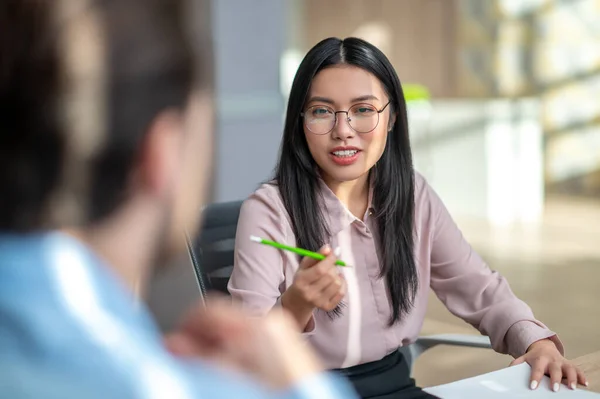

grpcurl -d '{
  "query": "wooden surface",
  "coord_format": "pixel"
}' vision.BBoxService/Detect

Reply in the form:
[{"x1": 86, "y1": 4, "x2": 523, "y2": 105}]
[{"x1": 573, "y1": 350, "x2": 600, "y2": 393}]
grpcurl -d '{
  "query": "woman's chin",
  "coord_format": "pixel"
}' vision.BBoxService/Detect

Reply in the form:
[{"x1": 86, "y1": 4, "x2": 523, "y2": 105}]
[{"x1": 321, "y1": 165, "x2": 369, "y2": 184}]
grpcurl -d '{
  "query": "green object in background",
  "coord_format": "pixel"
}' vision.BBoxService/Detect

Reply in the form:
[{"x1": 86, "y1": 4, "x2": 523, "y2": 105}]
[{"x1": 403, "y1": 83, "x2": 430, "y2": 102}]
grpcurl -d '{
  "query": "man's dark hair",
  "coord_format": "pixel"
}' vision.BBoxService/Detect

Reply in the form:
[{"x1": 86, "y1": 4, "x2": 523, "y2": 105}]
[{"x1": 0, "y1": 0, "x2": 213, "y2": 232}]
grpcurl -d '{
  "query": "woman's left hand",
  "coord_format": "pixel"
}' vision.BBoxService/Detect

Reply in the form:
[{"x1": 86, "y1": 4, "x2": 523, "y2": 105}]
[{"x1": 510, "y1": 339, "x2": 588, "y2": 392}]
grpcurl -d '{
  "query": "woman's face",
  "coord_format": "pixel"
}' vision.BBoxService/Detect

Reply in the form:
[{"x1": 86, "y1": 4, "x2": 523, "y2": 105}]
[{"x1": 303, "y1": 65, "x2": 394, "y2": 184}]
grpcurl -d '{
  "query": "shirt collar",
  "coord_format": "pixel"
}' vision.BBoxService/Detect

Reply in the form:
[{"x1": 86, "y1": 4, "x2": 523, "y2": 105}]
[
  {"x1": 317, "y1": 176, "x2": 374, "y2": 237},
  {"x1": 0, "y1": 232, "x2": 155, "y2": 332}
]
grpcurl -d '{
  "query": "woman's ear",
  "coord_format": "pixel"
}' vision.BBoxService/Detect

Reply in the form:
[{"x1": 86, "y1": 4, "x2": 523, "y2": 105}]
[{"x1": 388, "y1": 112, "x2": 397, "y2": 132}]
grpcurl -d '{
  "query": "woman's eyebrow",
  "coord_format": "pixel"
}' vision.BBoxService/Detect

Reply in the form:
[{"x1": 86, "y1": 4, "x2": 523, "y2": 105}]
[
  {"x1": 306, "y1": 94, "x2": 380, "y2": 104},
  {"x1": 306, "y1": 96, "x2": 334, "y2": 104}
]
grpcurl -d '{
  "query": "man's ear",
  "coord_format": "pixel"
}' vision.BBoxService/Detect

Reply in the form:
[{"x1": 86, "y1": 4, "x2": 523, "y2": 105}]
[{"x1": 136, "y1": 109, "x2": 184, "y2": 197}]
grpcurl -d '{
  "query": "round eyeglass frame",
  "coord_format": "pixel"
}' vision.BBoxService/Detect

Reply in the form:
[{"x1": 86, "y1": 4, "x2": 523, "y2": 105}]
[{"x1": 301, "y1": 101, "x2": 391, "y2": 135}]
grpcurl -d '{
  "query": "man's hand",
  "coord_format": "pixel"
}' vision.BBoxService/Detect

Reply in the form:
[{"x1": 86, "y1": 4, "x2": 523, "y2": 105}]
[{"x1": 164, "y1": 296, "x2": 324, "y2": 390}]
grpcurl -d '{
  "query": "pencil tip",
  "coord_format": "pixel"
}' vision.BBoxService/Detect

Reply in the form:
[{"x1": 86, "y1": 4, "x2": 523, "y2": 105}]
[{"x1": 249, "y1": 235, "x2": 262, "y2": 243}]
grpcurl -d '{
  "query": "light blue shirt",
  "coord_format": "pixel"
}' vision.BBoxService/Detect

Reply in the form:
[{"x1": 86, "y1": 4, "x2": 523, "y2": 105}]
[{"x1": 0, "y1": 232, "x2": 357, "y2": 399}]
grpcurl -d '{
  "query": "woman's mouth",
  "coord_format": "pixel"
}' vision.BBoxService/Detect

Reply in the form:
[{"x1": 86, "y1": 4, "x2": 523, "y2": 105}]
[{"x1": 330, "y1": 148, "x2": 361, "y2": 166}]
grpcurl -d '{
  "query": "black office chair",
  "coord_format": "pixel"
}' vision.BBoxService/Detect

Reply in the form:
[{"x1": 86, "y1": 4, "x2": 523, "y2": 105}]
[
  {"x1": 189, "y1": 200, "x2": 243, "y2": 295},
  {"x1": 190, "y1": 200, "x2": 492, "y2": 371}
]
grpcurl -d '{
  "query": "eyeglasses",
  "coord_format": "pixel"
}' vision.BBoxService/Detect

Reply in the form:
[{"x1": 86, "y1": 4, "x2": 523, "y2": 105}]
[{"x1": 301, "y1": 101, "x2": 391, "y2": 135}]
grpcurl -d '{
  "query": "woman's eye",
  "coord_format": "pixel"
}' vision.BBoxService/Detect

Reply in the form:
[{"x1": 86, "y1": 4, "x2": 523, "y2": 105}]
[
  {"x1": 356, "y1": 107, "x2": 374, "y2": 114},
  {"x1": 312, "y1": 107, "x2": 332, "y2": 117}
]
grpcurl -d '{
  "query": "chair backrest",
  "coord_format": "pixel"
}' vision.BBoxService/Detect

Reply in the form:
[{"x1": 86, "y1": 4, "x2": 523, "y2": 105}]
[{"x1": 191, "y1": 201, "x2": 243, "y2": 294}]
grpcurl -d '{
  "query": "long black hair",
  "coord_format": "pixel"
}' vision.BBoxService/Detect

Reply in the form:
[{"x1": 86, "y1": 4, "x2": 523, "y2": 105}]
[{"x1": 273, "y1": 37, "x2": 417, "y2": 325}]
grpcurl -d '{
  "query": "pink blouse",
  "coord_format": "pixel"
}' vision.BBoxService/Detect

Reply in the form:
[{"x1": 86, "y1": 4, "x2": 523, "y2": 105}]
[{"x1": 228, "y1": 172, "x2": 563, "y2": 369}]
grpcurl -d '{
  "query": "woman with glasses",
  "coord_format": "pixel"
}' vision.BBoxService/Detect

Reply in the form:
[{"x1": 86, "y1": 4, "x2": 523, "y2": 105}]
[{"x1": 228, "y1": 37, "x2": 585, "y2": 398}]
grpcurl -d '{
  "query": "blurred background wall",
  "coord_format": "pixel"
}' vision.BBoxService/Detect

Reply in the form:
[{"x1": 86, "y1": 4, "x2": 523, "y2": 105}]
[{"x1": 208, "y1": 0, "x2": 600, "y2": 217}]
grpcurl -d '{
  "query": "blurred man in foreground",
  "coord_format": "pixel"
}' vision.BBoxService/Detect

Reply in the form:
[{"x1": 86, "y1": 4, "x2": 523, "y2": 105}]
[{"x1": 0, "y1": 1, "x2": 357, "y2": 398}]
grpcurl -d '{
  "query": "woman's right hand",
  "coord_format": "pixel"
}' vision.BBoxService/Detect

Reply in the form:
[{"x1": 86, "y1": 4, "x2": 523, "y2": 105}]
[{"x1": 280, "y1": 245, "x2": 346, "y2": 330}]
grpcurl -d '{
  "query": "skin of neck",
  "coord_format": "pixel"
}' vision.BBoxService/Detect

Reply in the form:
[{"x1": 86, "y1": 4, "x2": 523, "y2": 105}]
[
  {"x1": 321, "y1": 170, "x2": 371, "y2": 219},
  {"x1": 61, "y1": 196, "x2": 166, "y2": 301}
]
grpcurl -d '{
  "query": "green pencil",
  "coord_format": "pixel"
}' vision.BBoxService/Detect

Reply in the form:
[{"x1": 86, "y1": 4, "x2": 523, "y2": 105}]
[{"x1": 249, "y1": 235, "x2": 347, "y2": 267}]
